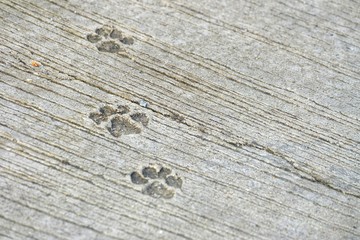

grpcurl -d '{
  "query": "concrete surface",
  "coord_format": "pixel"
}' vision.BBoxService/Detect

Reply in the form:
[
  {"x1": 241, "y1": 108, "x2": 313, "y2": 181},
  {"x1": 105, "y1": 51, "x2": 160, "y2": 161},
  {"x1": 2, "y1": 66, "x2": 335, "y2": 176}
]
[{"x1": 0, "y1": 0, "x2": 359, "y2": 239}]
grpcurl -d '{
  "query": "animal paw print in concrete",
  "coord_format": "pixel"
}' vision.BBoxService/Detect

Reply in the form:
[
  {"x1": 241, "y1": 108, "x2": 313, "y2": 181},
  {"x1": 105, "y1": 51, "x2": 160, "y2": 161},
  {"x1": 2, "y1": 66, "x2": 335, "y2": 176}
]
[
  {"x1": 130, "y1": 165, "x2": 183, "y2": 199},
  {"x1": 89, "y1": 105, "x2": 149, "y2": 137},
  {"x1": 86, "y1": 25, "x2": 134, "y2": 53}
]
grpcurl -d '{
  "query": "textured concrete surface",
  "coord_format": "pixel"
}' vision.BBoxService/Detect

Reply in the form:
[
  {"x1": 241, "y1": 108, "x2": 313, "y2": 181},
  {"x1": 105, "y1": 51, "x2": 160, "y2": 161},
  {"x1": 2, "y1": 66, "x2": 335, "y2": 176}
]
[{"x1": 0, "y1": 0, "x2": 359, "y2": 239}]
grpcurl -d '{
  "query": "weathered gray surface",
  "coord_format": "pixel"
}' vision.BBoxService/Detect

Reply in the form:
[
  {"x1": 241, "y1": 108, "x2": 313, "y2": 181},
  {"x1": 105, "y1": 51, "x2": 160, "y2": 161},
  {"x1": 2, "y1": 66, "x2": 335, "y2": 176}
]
[{"x1": 0, "y1": 0, "x2": 359, "y2": 239}]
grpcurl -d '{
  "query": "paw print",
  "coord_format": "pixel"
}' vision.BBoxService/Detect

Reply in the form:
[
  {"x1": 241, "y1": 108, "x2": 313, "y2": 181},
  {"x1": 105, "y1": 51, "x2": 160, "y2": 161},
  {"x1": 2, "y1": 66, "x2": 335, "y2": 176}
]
[
  {"x1": 89, "y1": 104, "x2": 149, "y2": 137},
  {"x1": 130, "y1": 165, "x2": 183, "y2": 199},
  {"x1": 86, "y1": 25, "x2": 134, "y2": 53}
]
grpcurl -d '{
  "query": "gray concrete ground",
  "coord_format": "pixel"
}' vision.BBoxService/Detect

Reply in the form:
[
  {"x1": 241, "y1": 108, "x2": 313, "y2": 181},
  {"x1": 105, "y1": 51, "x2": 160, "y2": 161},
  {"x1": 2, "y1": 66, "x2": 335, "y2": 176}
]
[{"x1": 0, "y1": 0, "x2": 359, "y2": 239}]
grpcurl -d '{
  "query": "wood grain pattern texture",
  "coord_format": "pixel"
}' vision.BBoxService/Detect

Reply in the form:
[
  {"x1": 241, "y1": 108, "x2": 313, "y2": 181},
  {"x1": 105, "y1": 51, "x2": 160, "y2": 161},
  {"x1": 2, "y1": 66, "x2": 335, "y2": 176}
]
[{"x1": 0, "y1": 0, "x2": 359, "y2": 239}]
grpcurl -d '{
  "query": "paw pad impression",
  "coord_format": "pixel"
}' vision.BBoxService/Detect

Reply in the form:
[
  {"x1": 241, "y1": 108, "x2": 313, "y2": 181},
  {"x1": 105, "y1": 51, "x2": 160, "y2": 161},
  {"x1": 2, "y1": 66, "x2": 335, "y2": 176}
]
[
  {"x1": 89, "y1": 104, "x2": 148, "y2": 137},
  {"x1": 86, "y1": 25, "x2": 134, "y2": 54},
  {"x1": 130, "y1": 165, "x2": 183, "y2": 199}
]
